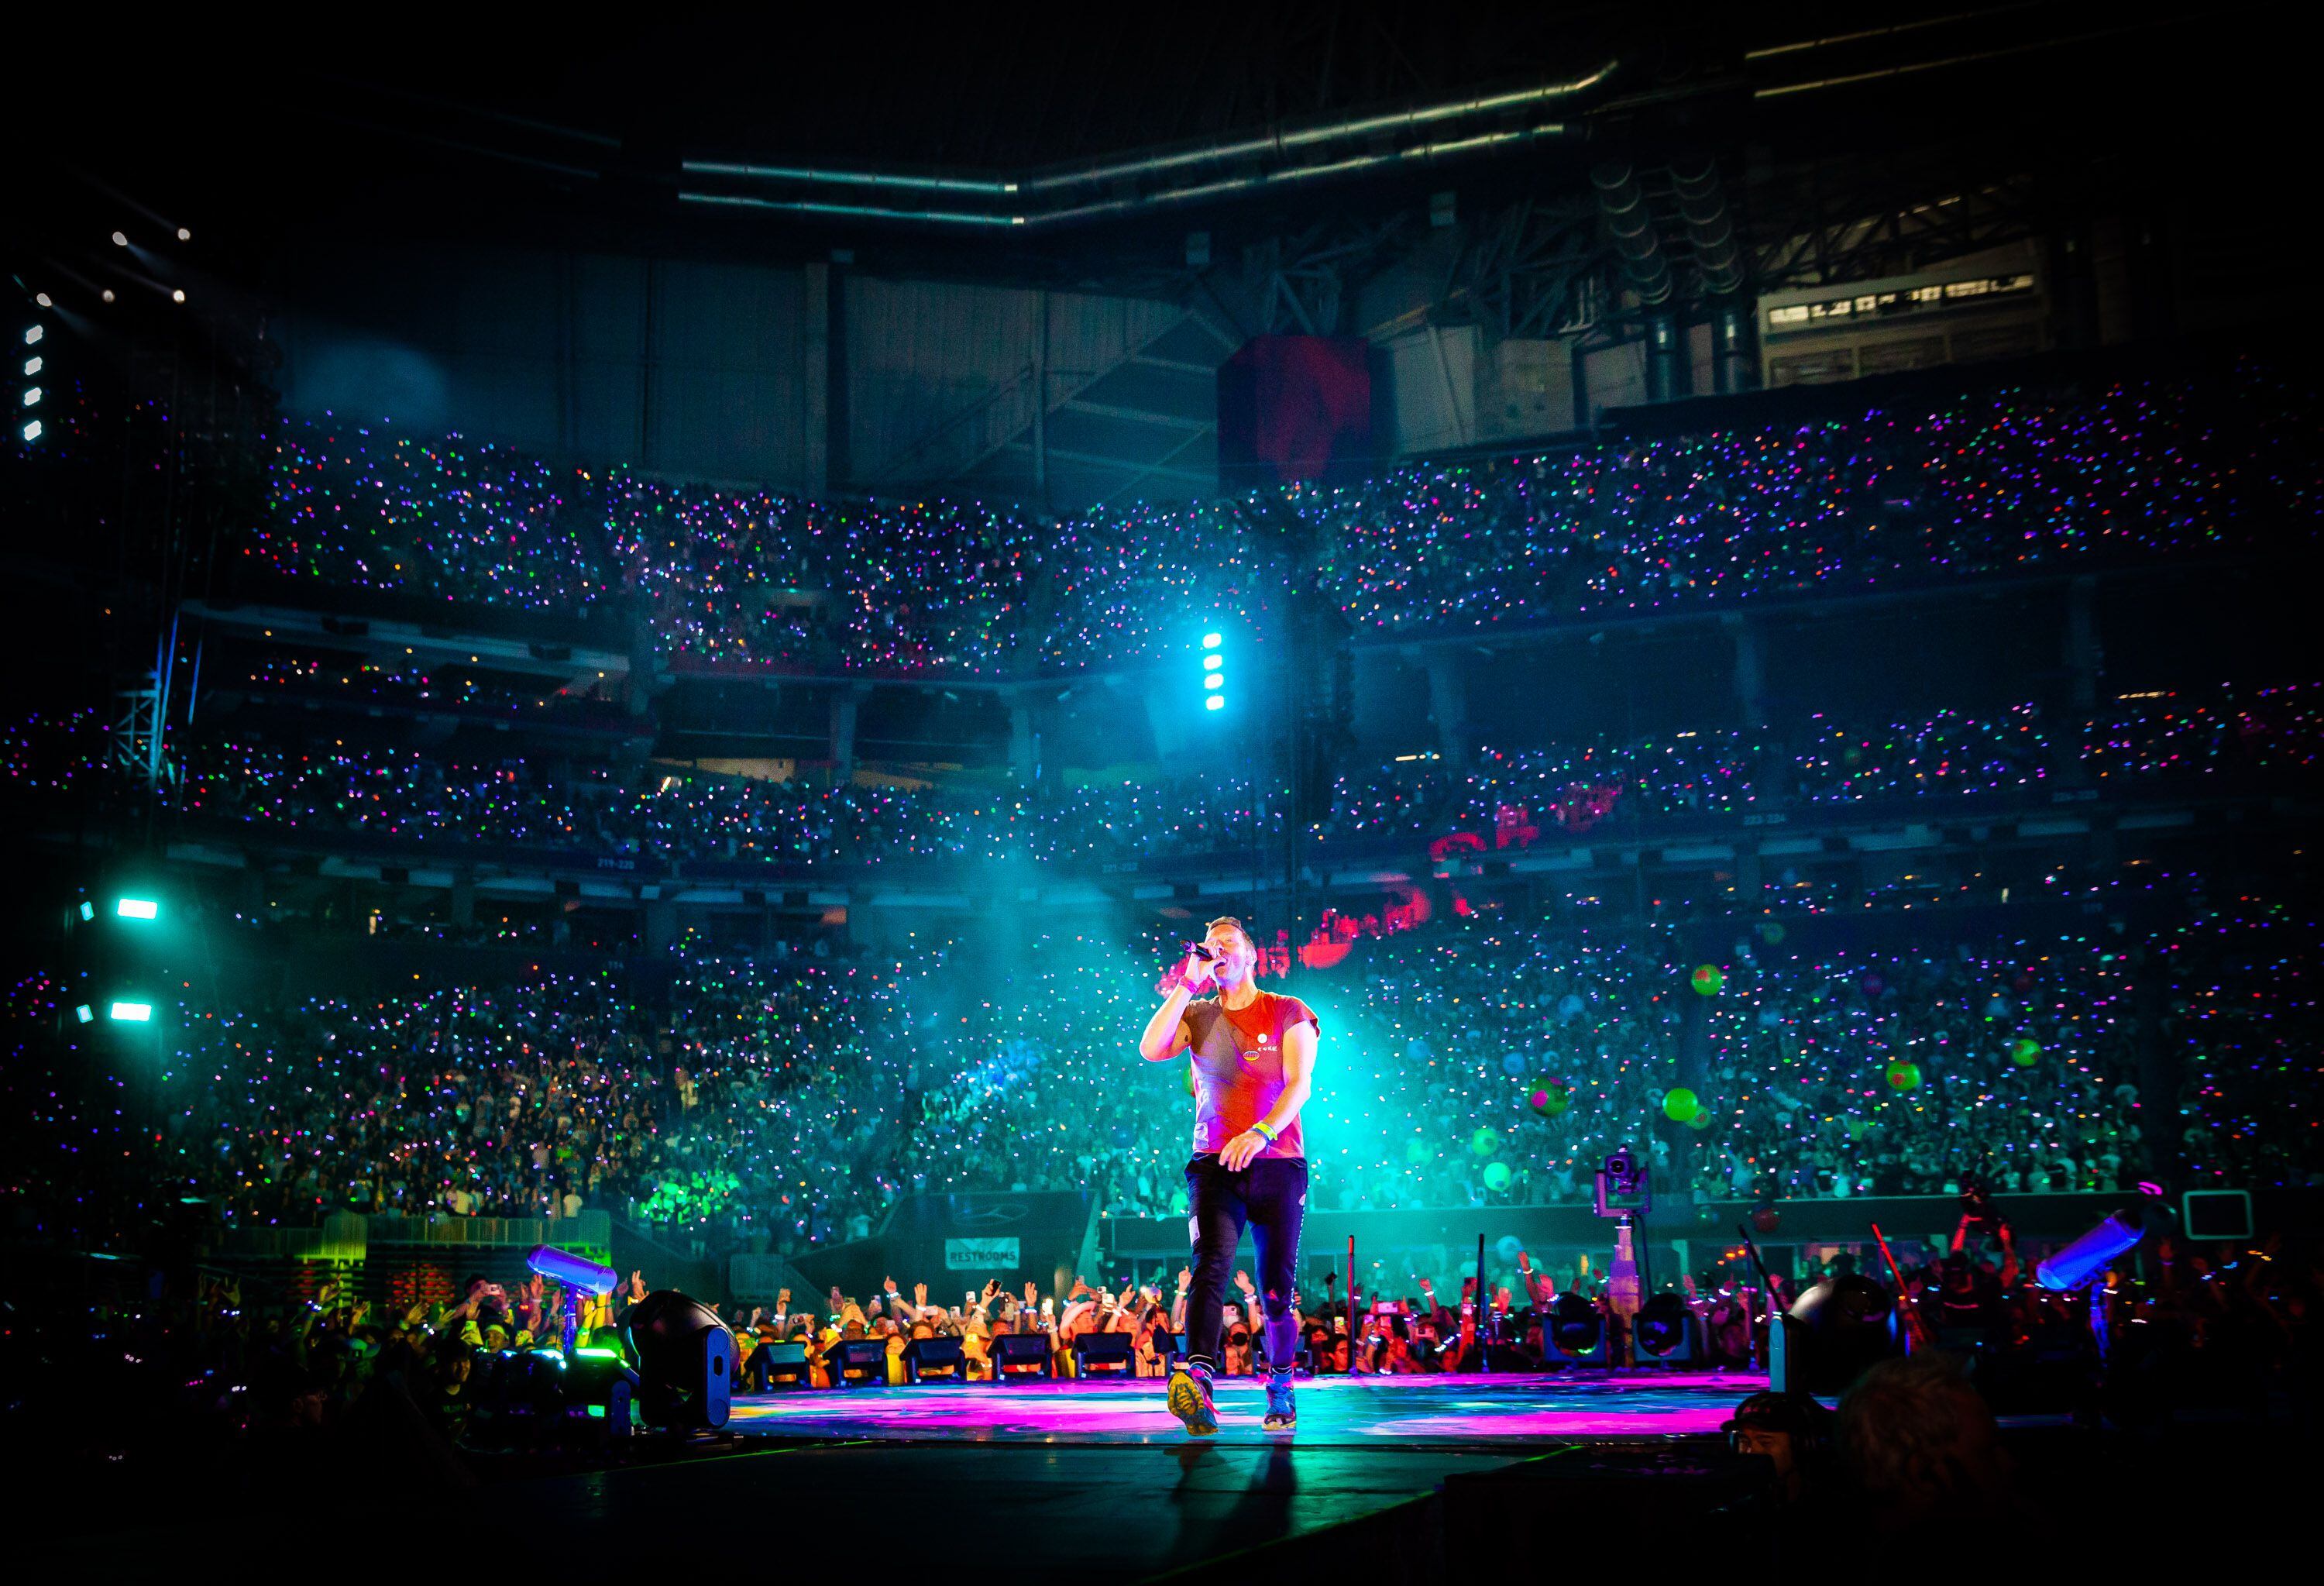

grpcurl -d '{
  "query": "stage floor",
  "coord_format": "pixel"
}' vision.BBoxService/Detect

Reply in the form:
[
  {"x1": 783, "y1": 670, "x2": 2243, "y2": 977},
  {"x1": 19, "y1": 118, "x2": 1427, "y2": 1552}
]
[{"x1": 728, "y1": 1368, "x2": 1769, "y2": 1446}]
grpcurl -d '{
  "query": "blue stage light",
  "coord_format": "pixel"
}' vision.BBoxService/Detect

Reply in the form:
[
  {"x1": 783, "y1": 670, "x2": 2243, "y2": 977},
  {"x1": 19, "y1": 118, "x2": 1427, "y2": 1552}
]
[
  {"x1": 527, "y1": 1244, "x2": 620, "y2": 1295},
  {"x1": 109, "y1": 1002, "x2": 153, "y2": 1022},
  {"x1": 116, "y1": 897, "x2": 158, "y2": 920},
  {"x1": 2037, "y1": 1209, "x2": 2144, "y2": 1290}
]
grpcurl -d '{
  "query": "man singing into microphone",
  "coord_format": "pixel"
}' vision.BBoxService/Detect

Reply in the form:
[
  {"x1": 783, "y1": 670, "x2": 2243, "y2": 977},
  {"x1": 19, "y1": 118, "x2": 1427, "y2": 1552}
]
[{"x1": 1138, "y1": 916, "x2": 1318, "y2": 1435}]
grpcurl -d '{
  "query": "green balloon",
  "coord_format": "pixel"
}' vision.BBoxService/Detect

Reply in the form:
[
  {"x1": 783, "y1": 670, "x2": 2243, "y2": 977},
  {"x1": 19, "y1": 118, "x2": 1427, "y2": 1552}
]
[
  {"x1": 2011, "y1": 1037, "x2": 2041, "y2": 1066},
  {"x1": 1663, "y1": 1086, "x2": 1700, "y2": 1123},
  {"x1": 1483, "y1": 1161, "x2": 1513, "y2": 1192},
  {"x1": 1471, "y1": 1127, "x2": 1501, "y2": 1157}
]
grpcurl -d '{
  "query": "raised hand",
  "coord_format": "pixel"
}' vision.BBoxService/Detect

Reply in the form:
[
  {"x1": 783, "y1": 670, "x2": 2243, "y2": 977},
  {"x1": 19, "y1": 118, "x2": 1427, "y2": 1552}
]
[
  {"x1": 1177, "y1": 1267, "x2": 1192, "y2": 1289},
  {"x1": 913, "y1": 1282, "x2": 927, "y2": 1306},
  {"x1": 778, "y1": 1288, "x2": 791, "y2": 1308},
  {"x1": 1023, "y1": 1281, "x2": 1037, "y2": 1304},
  {"x1": 1233, "y1": 1269, "x2": 1256, "y2": 1295}
]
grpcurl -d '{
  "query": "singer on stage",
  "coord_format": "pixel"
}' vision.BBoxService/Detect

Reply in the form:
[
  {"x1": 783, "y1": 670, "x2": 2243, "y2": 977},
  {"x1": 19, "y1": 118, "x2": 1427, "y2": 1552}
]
[{"x1": 1138, "y1": 915, "x2": 1319, "y2": 1436}]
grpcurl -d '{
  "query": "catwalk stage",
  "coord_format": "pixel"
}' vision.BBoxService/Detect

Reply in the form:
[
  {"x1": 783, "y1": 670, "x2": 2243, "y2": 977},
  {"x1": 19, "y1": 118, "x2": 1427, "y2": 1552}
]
[{"x1": 724, "y1": 1368, "x2": 1768, "y2": 1444}]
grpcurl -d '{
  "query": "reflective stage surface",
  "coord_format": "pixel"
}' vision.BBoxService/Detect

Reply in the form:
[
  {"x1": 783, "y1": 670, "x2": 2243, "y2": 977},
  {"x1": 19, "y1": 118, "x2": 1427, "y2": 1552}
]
[{"x1": 727, "y1": 1368, "x2": 1770, "y2": 1444}]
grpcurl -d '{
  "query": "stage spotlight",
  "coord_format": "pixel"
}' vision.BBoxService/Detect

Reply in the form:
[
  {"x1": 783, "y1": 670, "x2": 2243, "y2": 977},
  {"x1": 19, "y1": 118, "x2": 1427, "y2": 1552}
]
[
  {"x1": 831, "y1": 1337, "x2": 890, "y2": 1385},
  {"x1": 171, "y1": 289, "x2": 185, "y2": 304},
  {"x1": 1546, "y1": 1292, "x2": 1608, "y2": 1364},
  {"x1": 527, "y1": 1244, "x2": 617, "y2": 1292},
  {"x1": 112, "y1": 231, "x2": 127, "y2": 247},
  {"x1": 78, "y1": 900, "x2": 95, "y2": 921},
  {"x1": 21, "y1": 419, "x2": 39, "y2": 442},
  {"x1": 1634, "y1": 1292, "x2": 1698, "y2": 1362},
  {"x1": 22, "y1": 326, "x2": 40, "y2": 346},
  {"x1": 21, "y1": 388, "x2": 37, "y2": 407},
  {"x1": 902, "y1": 1335, "x2": 965, "y2": 1383},
  {"x1": 528, "y1": 1244, "x2": 618, "y2": 1350},
  {"x1": 25, "y1": 356, "x2": 40, "y2": 376},
  {"x1": 623, "y1": 1290, "x2": 736, "y2": 1429},
  {"x1": 101, "y1": 290, "x2": 115, "y2": 304},
  {"x1": 109, "y1": 1001, "x2": 153, "y2": 1021},
  {"x1": 177, "y1": 227, "x2": 191, "y2": 242},
  {"x1": 1197, "y1": 630, "x2": 1227, "y2": 712},
  {"x1": 74, "y1": 1004, "x2": 93, "y2": 1024},
  {"x1": 116, "y1": 896, "x2": 158, "y2": 920},
  {"x1": 34, "y1": 293, "x2": 50, "y2": 308},
  {"x1": 2037, "y1": 1206, "x2": 2146, "y2": 1291}
]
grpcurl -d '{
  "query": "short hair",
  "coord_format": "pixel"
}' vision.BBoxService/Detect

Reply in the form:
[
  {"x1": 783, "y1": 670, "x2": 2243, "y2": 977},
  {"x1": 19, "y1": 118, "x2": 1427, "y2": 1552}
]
[
  {"x1": 1205, "y1": 916, "x2": 1255, "y2": 951},
  {"x1": 1837, "y1": 1353, "x2": 2007, "y2": 1510}
]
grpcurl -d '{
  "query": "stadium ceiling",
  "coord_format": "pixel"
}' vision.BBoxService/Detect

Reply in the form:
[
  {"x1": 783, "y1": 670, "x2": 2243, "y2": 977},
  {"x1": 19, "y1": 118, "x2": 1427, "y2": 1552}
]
[{"x1": 21, "y1": 5, "x2": 2262, "y2": 270}]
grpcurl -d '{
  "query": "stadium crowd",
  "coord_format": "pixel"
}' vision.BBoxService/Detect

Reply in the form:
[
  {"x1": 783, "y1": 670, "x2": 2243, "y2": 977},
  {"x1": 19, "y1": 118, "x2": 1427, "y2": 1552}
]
[
  {"x1": 3, "y1": 681, "x2": 2313, "y2": 871},
  {"x1": 242, "y1": 361, "x2": 2317, "y2": 673},
  {"x1": 6, "y1": 862, "x2": 2302, "y2": 1269}
]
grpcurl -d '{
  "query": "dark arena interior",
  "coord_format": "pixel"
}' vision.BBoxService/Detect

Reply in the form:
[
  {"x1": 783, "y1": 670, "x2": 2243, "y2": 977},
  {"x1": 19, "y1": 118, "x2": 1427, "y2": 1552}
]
[{"x1": 6, "y1": 4, "x2": 2319, "y2": 1568}]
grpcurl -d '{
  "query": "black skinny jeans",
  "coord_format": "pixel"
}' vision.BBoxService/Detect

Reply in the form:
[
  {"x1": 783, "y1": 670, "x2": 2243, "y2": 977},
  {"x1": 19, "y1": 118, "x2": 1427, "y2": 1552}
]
[{"x1": 1182, "y1": 1154, "x2": 1307, "y2": 1373}]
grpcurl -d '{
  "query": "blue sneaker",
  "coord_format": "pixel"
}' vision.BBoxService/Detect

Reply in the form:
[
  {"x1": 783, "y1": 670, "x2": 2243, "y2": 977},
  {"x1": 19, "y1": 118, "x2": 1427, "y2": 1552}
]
[
  {"x1": 1262, "y1": 1368, "x2": 1296, "y2": 1432},
  {"x1": 1167, "y1": 1364, "x2": 1219, "y2": 1436}
]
